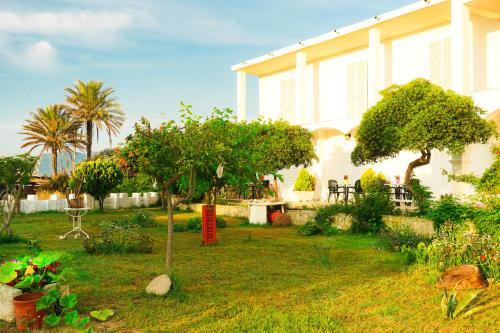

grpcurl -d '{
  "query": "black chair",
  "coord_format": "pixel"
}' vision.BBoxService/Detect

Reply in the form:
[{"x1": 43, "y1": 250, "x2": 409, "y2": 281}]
[
  {"x1": 354, "y1": 180, "x2": 363, "y2": 194},
  {"x1": 327, "y1": 179, "x2": 339, "y2": 202}
]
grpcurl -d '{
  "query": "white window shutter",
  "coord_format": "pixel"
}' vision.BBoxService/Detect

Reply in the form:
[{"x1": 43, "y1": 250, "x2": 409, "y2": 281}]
[
  {"x1": 280, "y1": 79, "x2": 295, "y2": 122},
  {"x1": 442, "y1": 38, "x2": 452, "y2": 89},
  {"x1": 429, "y1": 40, "x2": 442, "y2": 85},
  {"x1": 347, "y1": 62, "x2": 356, "y2": 117},
  {"x1": 357, "y1": 60, "x2": 368, "y2": 116}
]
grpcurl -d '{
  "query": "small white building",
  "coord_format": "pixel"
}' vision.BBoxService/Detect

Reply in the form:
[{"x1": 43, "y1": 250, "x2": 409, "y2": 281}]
[{"x1": 232, "y1": 0, "x2": 500, "y2": 201}]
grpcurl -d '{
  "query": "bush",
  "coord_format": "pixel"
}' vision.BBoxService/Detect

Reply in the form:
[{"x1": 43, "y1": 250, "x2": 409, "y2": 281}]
[
  {"x1": 182, "y1": 216, "x2": 227, "y2": 233},
  {"x1": 426, "y1": 195, "x2": 472, "y2": 230},
  {"x1": 360, "y1": 168, "x2": 387, "y2": 193},
  {"x1": 129, "y1": 210, "x2": 157, "y2": 228},
  {"x1": 473, "y1": 208, "x2": 500, "y2": 241},
  {"x1": 299, "y1": 204, "x2": 353, "y2": 236},
  {"x1": 410, "y1": 178, "x2": 433, "y2": 214},
  {"x1": 298, "y1": 219, "x2": 323, "y2": 236},
  {"x1": 423, "y1": 222, "x2": 499, "y2": 280},
  {"x1": 293, "y1": 169, "x2": 315, "y2": 191},
  {"x1": 113, "y1": 173, "x2": 156, "y2": 195},
  {"x1": 351, "y1": 192, "x2": 393, "y2": 234},
  {"x1": 384, "y1": 226, "x2": 430, "y2": 251},
  {"x1": 84, "y1": 222, "x2": 153, "y2": 254},
  {"x1": 41, "y1": 173, "x2": 69, "y2": 192}
]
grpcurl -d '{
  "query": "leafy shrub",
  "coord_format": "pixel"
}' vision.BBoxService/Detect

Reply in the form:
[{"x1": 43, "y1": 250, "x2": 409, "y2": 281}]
[
  {"x1": 293, "y1": 169, "x2": 315, "y2": 191},
  {"x1": 401, "y1": 242, "x2": 429, "y2": 265},
  {"x1": 298, "y1": 219, "x2": 323, "y2": 236},
  {"x1": 36, "y1": 289, "x2": 91, "y2": 329},
  {"x1": 41, "y1": 173, "x2": 69, "y2": 192},
  {"x1": 423, "y1": 222, "x2": 499, "y2": 280},
  {"x1": 351, "y1": 192, "x2": 393, "y2": 234},
  {"x1": 426, "y1": 195, "x2": 472, "y2": 230},
  {"x1": 410, "y1": 178, "x2": 433, "y2": 214},
  {"x1": 129, "y1": 210, "x2": 157, "y2": 228},
  {"x1": 173, "y1": 223, "x2": 187, "y2": 232},
  {"x1": 299, "y1": 204, "x2": 352, "y2": 236},
  {"x1": 360, "y1": 168, "x2": 387, "y2": 193},
  {"x1": 113, "y1": 173, "x2": 156, "y2": 195},
  {"x1": 0, "y1": 234, "x2": 25, "y2": 244},
  {"x1": 385, "y1": 226, "x2": 430, "y2": 251},
  {"x1": 181, "y1": 216, "x2": 227, "y2": 233},
  {"x1": 84, "y1": 222, "x2": 153, "y2": 254}
]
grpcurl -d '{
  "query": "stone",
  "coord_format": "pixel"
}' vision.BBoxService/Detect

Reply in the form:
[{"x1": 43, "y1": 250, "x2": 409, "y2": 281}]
[
  {"x1": 437, "y1": 265, "x2": 488, "y2": 290},
  {"x1": 146, "y1": 275, "x2": 172, "y2": 296},
  {"x1": 0, "y1": 284, "x2": 22, "y2": 322}
]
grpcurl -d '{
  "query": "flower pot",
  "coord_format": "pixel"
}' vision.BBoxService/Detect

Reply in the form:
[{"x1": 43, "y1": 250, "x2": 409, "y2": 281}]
[
  {"x1": 69, "y1": 198, "x2": 84, "y2": 208},
  {"x1": 12, "y1": 292, "x2": 45, "y2": 331}
]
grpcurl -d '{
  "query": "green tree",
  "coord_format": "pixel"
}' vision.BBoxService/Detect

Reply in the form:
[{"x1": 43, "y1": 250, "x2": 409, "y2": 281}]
[
  {"x1": 120, "y1": 103, "x2": 219, "y2": 275},
  {"x1": 252, "y1": 120, "x2": 317, "y2": 199},
  {"x1": 65, "y1": 80, "x2": 125, "y2": 159},
  {"x1": 351, "y1": 79, "x2": 496, "y2": 192},
  {"x1": 0, "y1": 154, "x2": 38, "y2": 236},
  {"x1": 20, "y1": 104, "x2": 84, "y2": 176},
  {"x1": 74, "y1": 159, "x2": 124, "y2": 211}
]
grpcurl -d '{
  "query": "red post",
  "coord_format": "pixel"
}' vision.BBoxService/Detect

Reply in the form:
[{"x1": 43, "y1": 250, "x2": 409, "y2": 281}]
[{"x1": 202, "y1": 204, "x2": 217, "y2": 246}]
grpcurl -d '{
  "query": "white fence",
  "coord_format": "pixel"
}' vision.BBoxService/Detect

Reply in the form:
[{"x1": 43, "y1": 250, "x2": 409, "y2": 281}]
[{"x1": 18, "y1": 192, "x2": 160, "y2": 214}]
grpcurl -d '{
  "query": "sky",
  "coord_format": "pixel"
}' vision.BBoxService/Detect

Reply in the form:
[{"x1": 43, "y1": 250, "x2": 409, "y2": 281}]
[{"x1": 0, "y1": 0, "x2": 415, "y2": 155}]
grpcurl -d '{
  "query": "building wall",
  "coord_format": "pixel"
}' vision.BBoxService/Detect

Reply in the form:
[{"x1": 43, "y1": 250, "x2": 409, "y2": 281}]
[{"x1": 257, "y1": 16, "x2": 500, "y2": 201}]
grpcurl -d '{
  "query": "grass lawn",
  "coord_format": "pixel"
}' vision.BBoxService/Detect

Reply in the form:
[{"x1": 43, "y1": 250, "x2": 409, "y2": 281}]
[{"x1": 0, "y1": 208, "x2": 498, "y2": 332}]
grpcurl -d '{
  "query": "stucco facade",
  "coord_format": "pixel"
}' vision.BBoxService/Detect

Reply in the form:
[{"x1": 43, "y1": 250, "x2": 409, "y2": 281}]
[{"x1": 233, "y1": 0, "x2": 500, "y2": 201}]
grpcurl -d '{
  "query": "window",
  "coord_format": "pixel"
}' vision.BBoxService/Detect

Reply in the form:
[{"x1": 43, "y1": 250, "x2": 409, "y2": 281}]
[
  {"x1": 280, "y1": 79, "x2": 295, "y2": 121},
  {"x1": 429, "y1": 38, "x2": 451, "y2": 89},
  {"x1": 347, "y1": 60, "x2": 368, "y2": 117}
]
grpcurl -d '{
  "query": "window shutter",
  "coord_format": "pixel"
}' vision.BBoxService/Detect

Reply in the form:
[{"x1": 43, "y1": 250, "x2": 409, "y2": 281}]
[
  {"x1": 347, "y1": 62, "x2": 356, "y2": 117},
  {"x1": 429, "y1": 40, "x2": 442, "y2": 85},
  {"x1": 442, "y1": 38, "x2": 452, "y2": 89},
  {"x1": 280, "y1": 79, "x2": 295, "y2": 121},
  {"x1": 357, "y1": 60, "x2": 368, "y2": 116}
]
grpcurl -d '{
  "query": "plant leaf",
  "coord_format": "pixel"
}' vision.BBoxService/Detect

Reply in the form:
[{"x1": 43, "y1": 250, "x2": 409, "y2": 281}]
[
  {"x1": 459, "y1": 304, "x2": 487, "y2": 319},
  {"x1": 44, "y1": 314, "x2": 61, "y2": 327},
  {"x1": 447, "y1": 291, "x2": 457, "y2": 319},
  {"x1": 64, "y1": 310, "x2": 79, "y2": 326},
  {"x1": 60, "y1": 294, "x2": 77, "y2": 309},
  {"x1": 453, "y1": 292, "x2": 478, "y2": 318},
  {"x1": 90, "y1": 309, "x2": 114, "y2": 321},
  {"x1": 78, "y1": 316, "x2": 91, "y2": 329},
  {"x1": 440, "y1": 295, "x2": 448, "y2": 318},
  {"x1": 36, "y1": 292, "x2": 59, "y2": 311},
  {"x1": 0, "y1": 262, "x2": 22, "y2": 283}
]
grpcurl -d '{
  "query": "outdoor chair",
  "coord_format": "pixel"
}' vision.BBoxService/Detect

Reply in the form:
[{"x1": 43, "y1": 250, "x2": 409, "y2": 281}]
[{"x1": 327, "y1": 179, "x2": 340, "y2": 202}]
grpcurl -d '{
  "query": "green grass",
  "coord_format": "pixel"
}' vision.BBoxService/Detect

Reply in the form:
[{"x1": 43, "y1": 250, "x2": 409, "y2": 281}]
[{"x1": 1, "y1": 208, "x2": 498, "y2": 332}]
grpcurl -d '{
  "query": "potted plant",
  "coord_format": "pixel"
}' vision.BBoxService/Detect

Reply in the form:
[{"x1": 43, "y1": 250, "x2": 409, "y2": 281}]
[
  {"x1": 67, "y1": 171, "x2": 85, "y2": 208},
  {"x1": 292, "y1": 169, "x2": 316, "y2": 202},
  {"x1": 0, "y1": 252, "x2": 67, "y2": 330}
]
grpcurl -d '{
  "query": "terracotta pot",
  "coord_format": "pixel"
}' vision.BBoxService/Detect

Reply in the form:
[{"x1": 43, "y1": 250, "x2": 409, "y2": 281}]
[
  {"x1": 69, "y1": 198, "x2": 84, "y2": 208},
  {"x1": 268, "y1": 210, "x2": 282, "y2": 223},
  {"x1": 13, "y1": 292, "x2": 45, "y2": 331}
]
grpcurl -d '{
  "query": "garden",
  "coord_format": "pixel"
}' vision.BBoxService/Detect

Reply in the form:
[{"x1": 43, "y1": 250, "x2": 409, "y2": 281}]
[{"x1": 0, "y1": 79, "x2": 498, "y2": 332}]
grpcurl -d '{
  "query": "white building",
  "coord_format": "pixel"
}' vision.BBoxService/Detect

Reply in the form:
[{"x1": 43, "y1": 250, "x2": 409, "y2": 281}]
[{"x1": 232, "y1": 0, "x2": 500, "y2": 201}]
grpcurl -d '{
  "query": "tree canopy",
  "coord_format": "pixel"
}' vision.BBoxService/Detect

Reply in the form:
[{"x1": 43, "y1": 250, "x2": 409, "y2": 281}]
[
  {"x1": 75, "y1": 159, "x2": 124, "y2": 211},
  {"x1": 351, "y1": 78, "x2": 496, "y2": 191}
]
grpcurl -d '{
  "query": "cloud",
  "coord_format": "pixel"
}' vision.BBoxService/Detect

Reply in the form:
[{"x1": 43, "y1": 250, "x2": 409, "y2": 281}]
[
  {"x1": 0, "y1": 38, "x2": 59, "y2": 73},
  {"x1": 0, "y1": 11, "x2": 132, "y2": 45}
]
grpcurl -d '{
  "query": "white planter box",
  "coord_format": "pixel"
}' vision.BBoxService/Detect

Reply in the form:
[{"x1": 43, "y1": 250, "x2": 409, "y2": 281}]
[{"x1": 293, "y1": 191, "x2": 315, "y2": 202}]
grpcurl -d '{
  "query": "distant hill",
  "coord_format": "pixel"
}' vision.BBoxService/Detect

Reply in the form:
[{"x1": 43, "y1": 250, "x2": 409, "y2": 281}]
[{"x1": 37, "y1": 152, "x2": 86, "y2": 176}]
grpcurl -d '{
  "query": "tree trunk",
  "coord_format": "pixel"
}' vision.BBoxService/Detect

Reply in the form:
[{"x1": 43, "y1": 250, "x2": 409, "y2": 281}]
[
  {"x1": 51, "y1": 148, "x2": 58, "y2": 176},
  {"x1": 86, "y1": 121, "x2": 93, "y2": 160},
  {"x1": 404, "y1": 149, "x2": 431, "y2": 193},
  {"x1": 98, "y1": 197, "x2": 104, "y2": 212},
  {"x1": 165, "y1": 189, "x2": 174, "y2": 275}
]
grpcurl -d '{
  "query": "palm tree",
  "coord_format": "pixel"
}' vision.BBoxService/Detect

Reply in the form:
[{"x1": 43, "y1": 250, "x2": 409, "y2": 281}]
[
  {"x1": 65, "y1": 80, "x2": 124, "y2": 159},
  {"x1": 20, "y1": 104, "x2": 85, "y2": 176}
]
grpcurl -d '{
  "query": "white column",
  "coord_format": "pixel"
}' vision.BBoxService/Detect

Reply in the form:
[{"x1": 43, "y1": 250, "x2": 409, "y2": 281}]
[
  {"x1": 295, "y1": 51, "x2": 307, "y2": 124},
  {"x1": 451, "y1": 0, "x2": 470, "y2": 93},
  {"x1": 368, "y1": 28, "x2": 382, "y2": 106},
  {"x1": 236, "y1": 71, "x2": 247, "y2": 122}
]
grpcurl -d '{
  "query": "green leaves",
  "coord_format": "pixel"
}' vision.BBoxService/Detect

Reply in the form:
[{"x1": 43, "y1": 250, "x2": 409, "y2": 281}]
[
  {"x1": 60, "y1": 294, "x2": 77, "y2": 309},
  {"x1": 352, "y1": 78, "x2": 496, "y2": 174},
  {"x1": 90, "y1": 309, "x2": 114, "y2": 321},
  {"x1": 441, "y1": 288, "x2": 485, "y2": 319},
  {"x1": 64, "y1": 310, "x2": 79, "y2": 326},
  {"x1": 44, "y1": 313, "x2": 61, "y2": 327},
  {"x1": 0, "y1": 261, "x2": 22, "y2": 283},
  {"x1": 36, "y1": 289, "x2": 60, "y2": 311}
]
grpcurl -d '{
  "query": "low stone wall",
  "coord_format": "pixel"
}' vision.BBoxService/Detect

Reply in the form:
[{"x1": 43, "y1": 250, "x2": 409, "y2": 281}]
[
  {"x1": 286, "y1": 210, "x2": 316, "y2": 225},
  {"x1": 330, "y1": 214, "x2": 434, "y2": 236},
  {"x1": 179, "y1": 203, "x2": 249, "y2": 218}
]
